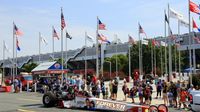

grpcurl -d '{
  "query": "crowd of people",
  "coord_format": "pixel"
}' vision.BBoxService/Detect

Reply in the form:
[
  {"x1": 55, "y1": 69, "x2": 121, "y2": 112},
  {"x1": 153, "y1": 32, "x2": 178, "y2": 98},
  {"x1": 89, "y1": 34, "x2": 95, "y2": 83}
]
[{"x1": 8, "y1": 73, "x2": 200, "y2": 111}]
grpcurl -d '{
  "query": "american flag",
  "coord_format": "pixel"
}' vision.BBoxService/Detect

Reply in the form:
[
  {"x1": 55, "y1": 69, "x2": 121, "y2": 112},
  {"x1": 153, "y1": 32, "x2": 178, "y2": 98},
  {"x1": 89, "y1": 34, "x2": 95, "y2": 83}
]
[
  {"x1": 53, "y1": 27, "x2": 59, "y2": 40},
  {"x1": 139, "y1": 24, "x2": 147, "y2": 38},
  {"x1": 14, "y1": 23, "x2": 23, "y2": 36},
  {"x1": 16, "y1": 38, "x2": 20, "y2": 51},
  {"x1": 61, "y1": 8, "x2": 66, "y2": 30},
  {"x1": 128, "y1": 35, "x2": 135, "y2": 44},
  {"x1": 98, "y1": 18, "x2": 106, "y2": 30}
]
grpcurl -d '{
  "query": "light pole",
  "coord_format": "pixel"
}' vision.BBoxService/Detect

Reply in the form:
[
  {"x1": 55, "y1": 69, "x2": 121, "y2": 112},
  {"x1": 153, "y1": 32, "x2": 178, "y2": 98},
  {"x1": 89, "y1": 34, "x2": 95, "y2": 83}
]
[{"x1": 105, "y1": 61, "x2": 112, "y2": 80}]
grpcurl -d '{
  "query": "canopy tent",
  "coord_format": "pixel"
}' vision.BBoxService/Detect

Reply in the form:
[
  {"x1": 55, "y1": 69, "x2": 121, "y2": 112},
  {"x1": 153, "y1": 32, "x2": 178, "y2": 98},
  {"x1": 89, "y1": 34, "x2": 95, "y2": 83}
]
[{"x1": 31, "y1": 61, "x2": 68, "y2": 74}]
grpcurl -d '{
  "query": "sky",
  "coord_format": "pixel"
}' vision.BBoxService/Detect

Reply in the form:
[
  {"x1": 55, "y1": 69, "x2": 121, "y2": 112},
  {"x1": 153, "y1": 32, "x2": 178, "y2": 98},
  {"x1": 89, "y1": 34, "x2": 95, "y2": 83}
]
[{"x1": 0, "y1": 0, "x2": 199, "y2": 59}]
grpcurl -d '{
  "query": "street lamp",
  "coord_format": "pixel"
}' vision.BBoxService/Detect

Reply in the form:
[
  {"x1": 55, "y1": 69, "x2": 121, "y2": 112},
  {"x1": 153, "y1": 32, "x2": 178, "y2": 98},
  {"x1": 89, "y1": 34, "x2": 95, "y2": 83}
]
[{"x1": 105, "y1": 61, "x2": 112, "y2": 80}]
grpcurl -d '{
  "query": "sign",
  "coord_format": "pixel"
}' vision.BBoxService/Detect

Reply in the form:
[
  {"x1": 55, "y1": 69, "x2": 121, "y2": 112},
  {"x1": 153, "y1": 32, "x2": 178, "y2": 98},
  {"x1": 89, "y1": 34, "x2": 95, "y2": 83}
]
[{"x1": 95, "y1": 100, "x2": 126, "y2": 111}]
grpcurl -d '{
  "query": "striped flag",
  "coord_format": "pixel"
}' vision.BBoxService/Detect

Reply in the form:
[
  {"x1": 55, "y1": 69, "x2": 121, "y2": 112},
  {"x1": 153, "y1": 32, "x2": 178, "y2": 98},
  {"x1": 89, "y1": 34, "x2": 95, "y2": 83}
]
[
  {"x1": 139, "y1": 23, "x2": 147, "y2": 38},
  {"x1": 128, "y1": 35, "x2": 135, "y2": 44},
  {"x1": 53, "y1": 27, "x2": 59, "y2": 40},
  {"x1": 61, "y1": 8, "x2": 66, "y2": 30},
  {"x1": 16, "y1": 38, "x2": 21, "y2": 51},
  {"x1": 14, "y1": 23, "x2": 23, "y2": 36},
  {"x1": 98, "y1": 18, "x2": 106, "y2": 30},
  {"x1": 98, "y1": 33, "x2": 110, "y2": 44}
]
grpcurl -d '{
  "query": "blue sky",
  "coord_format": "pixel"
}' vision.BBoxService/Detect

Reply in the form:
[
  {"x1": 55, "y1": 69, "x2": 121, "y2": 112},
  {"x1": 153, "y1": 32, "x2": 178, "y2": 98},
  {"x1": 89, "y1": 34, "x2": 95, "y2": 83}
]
[{"x1": 0, "y1": 0, "x2": 199, "y2": 59}]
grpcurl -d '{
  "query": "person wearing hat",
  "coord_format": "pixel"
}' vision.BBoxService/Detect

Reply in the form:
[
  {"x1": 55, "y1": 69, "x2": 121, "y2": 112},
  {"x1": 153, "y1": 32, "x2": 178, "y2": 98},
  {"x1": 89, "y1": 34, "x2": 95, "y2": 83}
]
[{"x1": 188, "y1": 84, "x2": 195, "y2": 94}]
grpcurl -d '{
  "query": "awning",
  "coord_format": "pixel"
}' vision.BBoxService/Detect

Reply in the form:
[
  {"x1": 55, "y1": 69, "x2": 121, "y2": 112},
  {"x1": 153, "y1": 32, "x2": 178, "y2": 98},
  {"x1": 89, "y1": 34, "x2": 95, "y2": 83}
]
[{"x1": 31, "y1": 61, "x2": 68, "y2": 74}]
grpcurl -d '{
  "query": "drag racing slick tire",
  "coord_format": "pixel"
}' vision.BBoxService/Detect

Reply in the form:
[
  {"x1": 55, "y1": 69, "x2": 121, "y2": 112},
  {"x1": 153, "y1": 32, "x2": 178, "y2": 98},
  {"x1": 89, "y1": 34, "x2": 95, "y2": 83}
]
[{"x1": 43, "y1": 92, "x2": 57, "y2": 107}]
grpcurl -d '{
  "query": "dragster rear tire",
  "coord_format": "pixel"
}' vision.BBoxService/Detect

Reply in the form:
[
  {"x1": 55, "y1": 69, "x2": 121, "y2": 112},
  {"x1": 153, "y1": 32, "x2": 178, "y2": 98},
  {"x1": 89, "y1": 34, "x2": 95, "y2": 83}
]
[{"x1": 43, "y1": 92, "x2": 57, "y2": 107}]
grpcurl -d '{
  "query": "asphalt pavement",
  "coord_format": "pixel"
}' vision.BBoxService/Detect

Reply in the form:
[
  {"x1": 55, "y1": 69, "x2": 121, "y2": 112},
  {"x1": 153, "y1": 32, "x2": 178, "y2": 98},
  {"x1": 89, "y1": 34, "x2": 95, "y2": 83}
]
[{"x1": 0, "y1": 78, "x2": 191, "y2": 112}]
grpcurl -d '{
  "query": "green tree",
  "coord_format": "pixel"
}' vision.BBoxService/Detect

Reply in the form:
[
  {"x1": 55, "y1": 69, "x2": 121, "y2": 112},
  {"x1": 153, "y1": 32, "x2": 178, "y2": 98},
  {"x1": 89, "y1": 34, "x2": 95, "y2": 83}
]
[{"x1": 21, "y1": 62, "x2": 38, "y2": 72}]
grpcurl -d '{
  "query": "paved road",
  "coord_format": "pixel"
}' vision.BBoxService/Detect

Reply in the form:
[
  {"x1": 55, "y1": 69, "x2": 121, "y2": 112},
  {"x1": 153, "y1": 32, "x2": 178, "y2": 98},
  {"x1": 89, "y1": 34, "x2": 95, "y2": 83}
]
[
  {"x1": 0, "y1": 92, "x2": 89, "y2": 112},
  {"x1": 0, "y1": 91, "x2": 190, "y2": 112}
]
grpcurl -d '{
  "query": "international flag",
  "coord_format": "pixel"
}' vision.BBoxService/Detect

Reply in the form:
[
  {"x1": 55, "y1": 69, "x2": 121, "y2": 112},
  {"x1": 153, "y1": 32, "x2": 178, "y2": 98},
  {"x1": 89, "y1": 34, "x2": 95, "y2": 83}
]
[
  {"x1": 98, "y1": 18, "x2": 106, "y2": 30},
  {"x1": 61, "y1": 8, "x2": 66, "y2": 30},
  {"x1": 16, "y1": 38, "x2": 20, "y2": 51},
  {"x1": 192, "y1": 19, "x2": 200, "y2": 32},
  {"x1": 86, "y1": 34, "x2": 94, "y2": 42},
  {"x1": 190, "y1": 0, "x2": 200, "y2": 15},
  {"x1": 152, "y1": 39, "x2": 160, "y2": 47},
  {"x1": 53, "y1": 27, "x2": 59, "y2": 40},
  {"x1": 169, "y1": 8, "x2": 183, "y2": 20},
  {"x1": 139, "y1": 23, "x2": 147, "y2": 38},
  {"x1": 14, "y1": 23, "x2": 23, "y2": 36},
  {"x1": 165, "y1": 14, "x2": 169, "y2": 24},
  {"x1": 66, "y1": 31, "x2": 72, "y2": 39},
  {"x1": 98, "y1": 33, "x2": 110, "y2": 44},
  {"x1": 128, "y1": 35, "x2": 135, "y2": 44}
]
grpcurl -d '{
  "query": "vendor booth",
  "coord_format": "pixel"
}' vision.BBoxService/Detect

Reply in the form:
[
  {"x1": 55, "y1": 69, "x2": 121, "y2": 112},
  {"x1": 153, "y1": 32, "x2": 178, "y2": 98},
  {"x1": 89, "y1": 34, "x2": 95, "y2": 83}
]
[{"x1": 31, "y1": 61, "x2": 68, "y2": 75}]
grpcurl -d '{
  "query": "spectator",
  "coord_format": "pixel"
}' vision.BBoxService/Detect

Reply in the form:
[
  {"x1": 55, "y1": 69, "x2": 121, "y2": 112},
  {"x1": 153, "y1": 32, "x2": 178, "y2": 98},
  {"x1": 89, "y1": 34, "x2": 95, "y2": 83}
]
[
  {"x1": 156, "y1": 81, "x2": 162, "y2": 99},
  {"x1": 179, "y1": 88, "x2": 188, "y2": 109},
  {"x1": 109, "y1": 80, "x2": 113, "y2": 99},
  {"x1": 188, "y1": 84, "x2": 195, "y2": 94},
  {"x1": 101, "y1": 82, "x2": 106, "y2": 99},
  {"x1": 138, "y1": 84, "x2": 143, "y2": 104},
  {"x1": 86, "y1": 75, "x2": 91, "y2": 92},
  {"x1": 112, "y1": 77, "x2": 118, "y2": 100},
  {"x1": 122, "y1": 81, "x2": 128, "y2": 101},
  {"x1": 105, "y1": 87, "x2": 109, "y2": 99},
  {"x1": 162, "y1": 81, "x2": 168, "y2": 106},
  {"x1": 96, "y1": 80, "x2": 101, "y2": 98}
]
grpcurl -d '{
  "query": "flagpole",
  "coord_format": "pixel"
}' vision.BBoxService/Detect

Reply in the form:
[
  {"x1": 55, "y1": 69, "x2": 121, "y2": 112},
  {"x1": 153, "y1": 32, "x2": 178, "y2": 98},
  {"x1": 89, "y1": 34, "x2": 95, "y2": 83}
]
[
  {"x1": 65, "y1": 30, "x2": 68, "y2": 70},
  {"x1": 96, "y1": 17, "x2": 98, "y2": 78},
  {"x1": 128, "y1": 43, "x2": 131, "y2": 80},
  {"x1": 15, "y1": 37, "x2": 18, "y2": 77},
  {"x1": 61, "y1": 8, "x2": 64, "y2": 85},
  {"x1": 115, "y1": 34, "x2": 118, "y2": 77},
  {"x1": 2, "y1": 41, "x2": 5, "y2": 86},
  {"x1": 188, "y1": 0, "x2": 192, "y2": 85},
  {"x1": 138, "y1": 23, "x2": 142, "y2": 77},
  {"x1": 164, "y1": 10, "x2": 168, "y2": 76},
  {"x1": 151, "y1": 39, "x2": 154, "y2": 75},
  {"x1": 168, "y1": 4, "x2": 172, "y2": 81},
  {"x1": 154, "y1": 38, "x2": 156, "y2": 76},
  {"x1": 192, "y1": 28, "x2": 196, "y2": 74},
  {"x1": 160, "y1": 40, "x2": 163, "y2": 76},
  {"x1": 178, "y1": 20, "x2": 181, "y2": 80},
  {"x1": 85, "y1": 32, "x2": 87, "y2": 80},
  {"x1": 39, "y1": 32, "x2": 41, "y2": 63},
  {"x1": 52, "y1": 26, "x2": 55, "y2": 59},
  {"x1": 12, "y1": 22, "x2": 15, "y2": 84}
]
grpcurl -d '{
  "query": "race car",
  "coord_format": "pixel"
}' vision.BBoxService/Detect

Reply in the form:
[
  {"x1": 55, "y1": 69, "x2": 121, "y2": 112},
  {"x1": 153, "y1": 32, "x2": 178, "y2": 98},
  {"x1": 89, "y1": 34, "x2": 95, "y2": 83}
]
[{"x1": 42, "y1": 84, "x2": 168, "y2": 112}]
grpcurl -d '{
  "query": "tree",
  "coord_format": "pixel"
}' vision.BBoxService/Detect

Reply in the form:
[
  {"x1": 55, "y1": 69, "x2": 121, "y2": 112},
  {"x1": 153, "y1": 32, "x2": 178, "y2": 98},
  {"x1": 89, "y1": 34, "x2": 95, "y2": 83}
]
[{"x1": 21, "y1": 62, "x2": 38, "y2": 72}]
